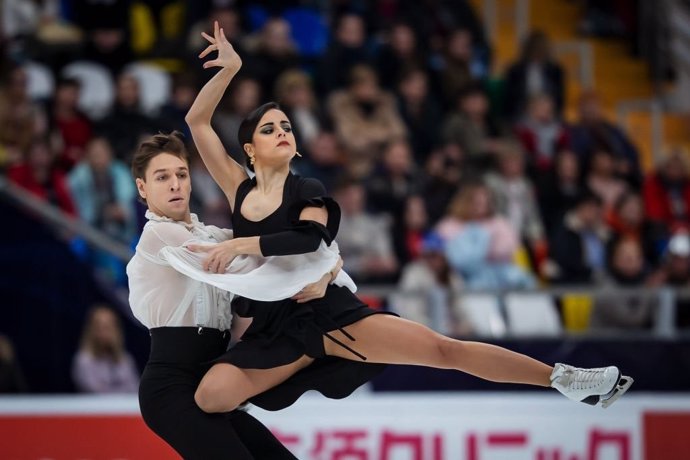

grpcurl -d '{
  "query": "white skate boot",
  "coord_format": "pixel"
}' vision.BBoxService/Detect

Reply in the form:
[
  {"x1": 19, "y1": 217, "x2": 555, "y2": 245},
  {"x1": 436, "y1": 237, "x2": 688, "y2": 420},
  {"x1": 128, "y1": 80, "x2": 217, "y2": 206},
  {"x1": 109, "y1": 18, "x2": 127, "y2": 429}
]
[{"x1": 550, "y1": 363, "x2": 633, "y2": 408}]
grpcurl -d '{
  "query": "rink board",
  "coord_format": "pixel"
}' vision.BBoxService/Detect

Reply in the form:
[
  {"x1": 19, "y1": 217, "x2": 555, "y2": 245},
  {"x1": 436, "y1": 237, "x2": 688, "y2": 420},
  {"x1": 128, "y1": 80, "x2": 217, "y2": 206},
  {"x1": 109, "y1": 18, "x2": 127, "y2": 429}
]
[{"x1": 0, "y1": 393, "x2": 688, "y2": 459}]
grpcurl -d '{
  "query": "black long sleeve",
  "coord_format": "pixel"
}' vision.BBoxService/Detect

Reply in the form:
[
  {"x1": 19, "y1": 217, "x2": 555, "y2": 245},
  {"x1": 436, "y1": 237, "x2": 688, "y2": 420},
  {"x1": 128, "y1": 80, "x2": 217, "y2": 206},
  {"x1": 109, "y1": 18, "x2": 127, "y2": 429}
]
[
  {"x1": 260, "y1": 221, "x2": 331, "y2": 256},
  {"x1": 259, "y1": 178, "x2": 341, "y2": 256}
]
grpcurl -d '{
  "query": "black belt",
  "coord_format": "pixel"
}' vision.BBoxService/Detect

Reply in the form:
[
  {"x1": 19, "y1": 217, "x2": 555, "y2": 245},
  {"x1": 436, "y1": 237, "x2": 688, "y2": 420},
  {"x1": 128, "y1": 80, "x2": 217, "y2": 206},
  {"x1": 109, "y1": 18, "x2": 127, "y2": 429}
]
[{"x1": 148, "y1": 327, "x2": 231, "y2": 364}]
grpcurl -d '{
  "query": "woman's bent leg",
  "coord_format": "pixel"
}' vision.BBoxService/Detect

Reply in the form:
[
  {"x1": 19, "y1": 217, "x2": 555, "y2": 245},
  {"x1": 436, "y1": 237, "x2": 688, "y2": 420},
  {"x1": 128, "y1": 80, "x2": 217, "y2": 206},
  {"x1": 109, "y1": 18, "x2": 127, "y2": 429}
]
[{"x1": 195, "y1": 355, "x2": 314, "y2": 413}]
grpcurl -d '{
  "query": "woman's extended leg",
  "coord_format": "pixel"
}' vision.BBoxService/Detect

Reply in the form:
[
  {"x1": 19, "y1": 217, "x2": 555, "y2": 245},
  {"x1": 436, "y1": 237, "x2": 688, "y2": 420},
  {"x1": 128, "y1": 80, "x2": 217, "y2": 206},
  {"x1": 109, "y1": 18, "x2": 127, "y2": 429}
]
[
  {"x1": 323, "y1": 315, "x2": 552, "y2": 385},
  {"x1": 195, "y1": 355, "x2": 314, "y2": 413}
]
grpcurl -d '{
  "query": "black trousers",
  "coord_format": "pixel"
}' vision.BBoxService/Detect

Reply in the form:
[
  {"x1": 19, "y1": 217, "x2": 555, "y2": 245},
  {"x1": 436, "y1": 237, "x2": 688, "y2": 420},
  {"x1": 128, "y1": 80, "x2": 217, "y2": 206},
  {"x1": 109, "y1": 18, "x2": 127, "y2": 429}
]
[{"x1": 138, "y1": 327, "x2": 296, "y2": 460}]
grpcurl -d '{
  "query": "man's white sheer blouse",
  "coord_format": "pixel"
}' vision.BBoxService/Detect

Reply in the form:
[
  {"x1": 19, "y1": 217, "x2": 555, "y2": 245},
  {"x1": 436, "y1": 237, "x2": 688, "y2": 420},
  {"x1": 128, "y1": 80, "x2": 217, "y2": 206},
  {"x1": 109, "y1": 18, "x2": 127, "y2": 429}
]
[{"x1": 127, "y1": 211, "x2": 355, "y2": 330}]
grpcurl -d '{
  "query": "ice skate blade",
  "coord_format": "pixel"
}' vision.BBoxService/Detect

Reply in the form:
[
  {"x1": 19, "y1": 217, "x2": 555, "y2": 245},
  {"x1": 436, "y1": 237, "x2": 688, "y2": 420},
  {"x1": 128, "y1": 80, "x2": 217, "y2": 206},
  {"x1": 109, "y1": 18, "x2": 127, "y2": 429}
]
[{"x1": 600, "y1": 375, "x2": 633, "y2": 409}]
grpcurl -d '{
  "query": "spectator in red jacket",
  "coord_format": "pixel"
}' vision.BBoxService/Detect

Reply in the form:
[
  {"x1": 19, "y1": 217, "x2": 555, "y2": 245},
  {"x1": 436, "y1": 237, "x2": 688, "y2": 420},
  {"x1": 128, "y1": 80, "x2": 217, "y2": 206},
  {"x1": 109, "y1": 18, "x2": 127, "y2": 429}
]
[
  {"x1": 51, "y1": 77, "x2": 93, "y2": 171},
  {"x1": 7, "y1": 137, "x2": 76, "y2": 216},
  {"x1": 643, "y1": 147, "x2": 690, "y2": 234},
  {"x1": 514, "y1": 93, "x2": 570, "y2": 176}
]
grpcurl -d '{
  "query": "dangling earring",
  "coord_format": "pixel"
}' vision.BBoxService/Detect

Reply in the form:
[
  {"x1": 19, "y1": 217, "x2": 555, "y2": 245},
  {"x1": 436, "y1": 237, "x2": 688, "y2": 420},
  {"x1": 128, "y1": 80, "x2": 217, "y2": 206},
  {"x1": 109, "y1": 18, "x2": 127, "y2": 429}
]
[
  {"x1": 249, "y1": 156, "x2": 255, "y2": 165},
  {"x1": 295, "y1": 151, "x2": 302, "y2": 158}
]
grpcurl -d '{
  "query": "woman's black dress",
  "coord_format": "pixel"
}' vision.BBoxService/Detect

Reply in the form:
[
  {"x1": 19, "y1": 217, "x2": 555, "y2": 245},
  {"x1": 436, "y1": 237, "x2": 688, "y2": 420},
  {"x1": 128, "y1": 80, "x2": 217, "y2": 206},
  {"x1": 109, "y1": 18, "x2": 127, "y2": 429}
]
[{"x1": 216, "y1": 172, "x2": 395, "y2": 410}]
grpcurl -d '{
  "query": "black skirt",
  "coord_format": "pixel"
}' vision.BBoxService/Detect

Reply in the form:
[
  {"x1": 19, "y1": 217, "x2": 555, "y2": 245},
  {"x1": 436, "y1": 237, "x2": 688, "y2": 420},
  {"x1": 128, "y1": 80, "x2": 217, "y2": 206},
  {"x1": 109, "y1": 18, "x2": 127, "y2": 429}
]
[
  {"x1": 216, "y1": 285, "x2": 397, "y2": 411},
  {"x1": 139, "y1": 327, "x2": 297, "y2": 460}
]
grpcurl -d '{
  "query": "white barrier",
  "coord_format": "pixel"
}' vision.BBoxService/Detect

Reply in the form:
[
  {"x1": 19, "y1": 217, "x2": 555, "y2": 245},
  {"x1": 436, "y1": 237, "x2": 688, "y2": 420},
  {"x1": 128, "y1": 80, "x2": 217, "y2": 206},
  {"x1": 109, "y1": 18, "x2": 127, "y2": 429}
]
[{"x1": 1, "y1": 392, "x2": 688, "y2": 459}]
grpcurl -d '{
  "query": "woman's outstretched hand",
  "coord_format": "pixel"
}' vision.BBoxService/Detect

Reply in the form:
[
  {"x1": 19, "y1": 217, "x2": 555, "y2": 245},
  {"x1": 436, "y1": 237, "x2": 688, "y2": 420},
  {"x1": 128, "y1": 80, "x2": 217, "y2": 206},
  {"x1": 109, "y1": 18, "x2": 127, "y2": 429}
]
[
  {"x1": 187, "y1": 240, "x2": 239, "y2": 274},
  {"x1": 199, "y1": 20, "x2": 242, "y2": 73}
]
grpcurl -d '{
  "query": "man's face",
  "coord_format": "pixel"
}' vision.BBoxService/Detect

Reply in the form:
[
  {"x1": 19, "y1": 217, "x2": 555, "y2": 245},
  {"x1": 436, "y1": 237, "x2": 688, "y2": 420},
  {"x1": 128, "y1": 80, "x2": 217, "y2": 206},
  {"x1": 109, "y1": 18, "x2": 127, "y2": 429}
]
[{"x1": 136, "y1": 153, "x2": 192, "y2": 222}]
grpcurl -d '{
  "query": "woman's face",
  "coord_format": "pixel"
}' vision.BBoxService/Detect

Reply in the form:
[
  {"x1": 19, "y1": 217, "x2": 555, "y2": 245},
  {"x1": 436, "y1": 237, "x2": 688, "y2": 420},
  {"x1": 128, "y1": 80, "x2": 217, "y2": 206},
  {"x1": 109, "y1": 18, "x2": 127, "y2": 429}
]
[
  {"x1": 9, "y1": 68, "x2": 28, "y2": 99},
  {"x1": 336, "y1": 184, "x2": 365, "y2": 215},
  {"x1": 391, "y1": 24, "x2": 416, "y2": 55},
  {"x1": 232, "y1": 80, "x2": 261, "y2": 115},
  {"x1": 500, "y1": 154, "x2": 523, "y2": 177},
  {"x1": 92, "y1": 309, "x2": 119, "y2": 346},
  {"x1": 619, "y1": 195, "x2": 643, "y2": 225},
  {"x1": 352, "y1": 76, "x2": 379, "y2": 102},
  {"x1": 460, "y1": 93, "x2": 487, "y2": 117},
  {"x1": 447, "y1": 29, "x2": 472, "y2": 60},
  {"x1": 471, "y1": 188, "x2": 491, "y2": 219},
  {"x1": 55, "y1": 84, "x2": 79, "y2": 109},
  {"x1": 248, "y1": 109, "x2": 297, "y2": 167},
  {"x1": 28, "y1": 142, "x2": 53, "y2": 170},
  {"x1": 556, "y1": 151, "x2": 579, "y2": 181},
  {"x1": 337, "y1": 15, "x2": 365, "y2": 48},
  {"x1": 612, "y1": 240, "x2": 643, "y2": 278},
  {"x1": 116, "y1": 74, "x2": 139, "y2": 108},
  {"x1": 528, "y1": 96, "x2": 554, "y2": 122},
  {"x1": 262, "y1": 19, "x2": 292, "y2": 55},
  {"x1": 399, "y1": 71, "x2": 427, "y2": 102},
  {"x1": 308, "y1": 132, "x2": 339, "y2": 164},
  {"x1": 285, "y1": 82, "x2": 312, "y2": 108},
  {"x1": 591, "y1": 151, "x2": 614, "y2": 176},
  {"x1": 86, "y1": 138, "x2": 113, "y2": 171},
  {"x1": 384, "y1": 142, "x2": 412, "y2": 175},
  {"x1": 663, "y1": 155, "x2": 688, "y2": 182}
]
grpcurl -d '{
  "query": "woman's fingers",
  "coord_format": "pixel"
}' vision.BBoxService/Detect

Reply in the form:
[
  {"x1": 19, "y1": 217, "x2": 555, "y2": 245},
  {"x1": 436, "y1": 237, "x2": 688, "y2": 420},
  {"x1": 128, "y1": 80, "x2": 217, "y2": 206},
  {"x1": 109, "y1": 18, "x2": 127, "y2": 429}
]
[
  {"x1": 203, "y1": 59, "x2": 220, "y2": 69},
  {"x1": 292, "y1": 288, "x2": 310, "y2": 301},
  {"x1": 296, "y1": 294, "x2": 316, "y2": 303},
  {"x1": 207, "y1": 251, "x2": 230, "y2": 273},
  {"x1": 201, "y1": 31, "x2": 215, "y2": 44},
  {"x1": 220, "y1": 27, "x2": 229, "y2": 43},
  {"x1": 213, "y1": 259, "x2": 223, "y2": 274},
  {"x1": 187, "y1": 244, "x2": 213, "y2": 252},
  {"x1": 208, "y1": 253, "x2": 220, "y2": 273},
  {"x1": 213, "y1": 20, "x2": 220, "y2": 41},
  {"x1": 198, "y1": 44, "x2": 217, "y2": 58}
]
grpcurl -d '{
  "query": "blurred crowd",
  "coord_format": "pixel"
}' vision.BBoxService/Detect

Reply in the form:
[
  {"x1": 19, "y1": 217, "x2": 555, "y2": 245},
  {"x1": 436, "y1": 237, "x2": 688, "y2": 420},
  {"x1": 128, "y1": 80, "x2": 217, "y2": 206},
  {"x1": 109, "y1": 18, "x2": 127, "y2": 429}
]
[{"x1": 1, "y1": 0, "x2": 689, "y2": 386}]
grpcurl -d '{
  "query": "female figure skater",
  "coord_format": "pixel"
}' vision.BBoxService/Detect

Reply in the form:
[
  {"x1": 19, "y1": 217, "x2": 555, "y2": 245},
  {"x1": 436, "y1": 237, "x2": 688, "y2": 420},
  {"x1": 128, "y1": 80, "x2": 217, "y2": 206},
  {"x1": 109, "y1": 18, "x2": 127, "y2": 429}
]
[
  {"x1": 184, "y1": 22, "x2": 632, "y2": 414},
  {"x1": 128, "y1": 131, "x2": 352, "y2": 459}
]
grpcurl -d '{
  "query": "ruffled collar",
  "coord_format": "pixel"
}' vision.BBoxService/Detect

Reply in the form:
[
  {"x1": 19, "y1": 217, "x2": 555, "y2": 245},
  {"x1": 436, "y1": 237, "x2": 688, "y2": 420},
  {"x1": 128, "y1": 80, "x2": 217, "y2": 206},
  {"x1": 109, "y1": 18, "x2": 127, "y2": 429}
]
[{"x1": 145, "y1": 210, "x2": 202, "y2": 230}]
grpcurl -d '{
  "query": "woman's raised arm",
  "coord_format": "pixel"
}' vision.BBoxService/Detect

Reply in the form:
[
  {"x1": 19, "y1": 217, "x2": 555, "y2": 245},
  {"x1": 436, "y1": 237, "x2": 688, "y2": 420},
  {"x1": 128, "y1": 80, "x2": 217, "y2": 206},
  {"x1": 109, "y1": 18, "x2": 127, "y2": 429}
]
[{"x1": 185, "y1": 21, "x2": 247, "y2": 207}]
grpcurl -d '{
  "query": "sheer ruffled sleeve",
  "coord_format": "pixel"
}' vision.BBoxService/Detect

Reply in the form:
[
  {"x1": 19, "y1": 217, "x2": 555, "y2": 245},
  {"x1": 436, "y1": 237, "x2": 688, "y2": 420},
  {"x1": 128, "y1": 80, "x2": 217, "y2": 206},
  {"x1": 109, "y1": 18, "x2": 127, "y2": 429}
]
[
  {"x1": 159, "y1": 241, "x2": 357, "y2": 301},
  {"x1": 135, "y1": 222, "x2": 198, "y2": 265}
]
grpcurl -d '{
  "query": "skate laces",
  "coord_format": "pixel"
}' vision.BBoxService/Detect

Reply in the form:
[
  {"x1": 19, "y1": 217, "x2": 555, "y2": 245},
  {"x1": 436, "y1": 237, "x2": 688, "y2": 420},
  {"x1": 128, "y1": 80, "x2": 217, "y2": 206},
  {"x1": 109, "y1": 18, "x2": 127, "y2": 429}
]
[{"x1": 568, "y1": 368, "x2": 605, "y2": 390}]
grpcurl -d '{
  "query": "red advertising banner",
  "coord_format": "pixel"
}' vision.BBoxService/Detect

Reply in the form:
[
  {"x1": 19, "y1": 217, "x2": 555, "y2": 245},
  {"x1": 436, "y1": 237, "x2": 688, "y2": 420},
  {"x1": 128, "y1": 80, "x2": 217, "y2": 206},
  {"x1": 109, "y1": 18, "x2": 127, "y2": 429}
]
[
  {"x1": 644, "y1": 412, "x2": 690, "y2": 460},
  {"x1": 2, "y1": 394, "x2": 690, "y2": 459},
  {"x1": 0, "y1": 415, "x2": 178, "y2": 460}
]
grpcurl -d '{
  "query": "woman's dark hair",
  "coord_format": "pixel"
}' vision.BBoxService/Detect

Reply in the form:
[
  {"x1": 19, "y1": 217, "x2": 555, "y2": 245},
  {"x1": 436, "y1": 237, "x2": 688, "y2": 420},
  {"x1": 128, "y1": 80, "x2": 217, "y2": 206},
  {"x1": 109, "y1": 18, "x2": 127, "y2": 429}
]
[{"x1": 237, "y1": 101, "x2": 282, "y2": 172}]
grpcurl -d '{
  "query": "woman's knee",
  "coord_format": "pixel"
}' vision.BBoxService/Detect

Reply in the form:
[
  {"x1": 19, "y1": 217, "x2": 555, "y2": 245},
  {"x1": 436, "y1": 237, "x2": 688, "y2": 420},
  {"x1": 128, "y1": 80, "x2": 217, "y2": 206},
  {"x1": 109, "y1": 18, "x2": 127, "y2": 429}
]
[
  {"x1": 434, "y1": 336, "x2": 464, "y2": 368},
  {"x1": 194, "y1": 378, "x2": 243, "y2": 413}
]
